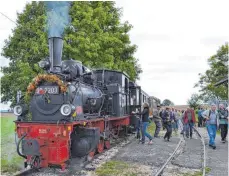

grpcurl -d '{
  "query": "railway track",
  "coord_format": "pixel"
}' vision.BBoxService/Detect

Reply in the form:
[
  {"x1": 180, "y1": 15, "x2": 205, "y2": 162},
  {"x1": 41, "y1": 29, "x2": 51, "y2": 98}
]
[
  {"x1": 154, "y1": 126, "x2": 206, "y2": 176},
  {"x1": 193, "y1": 126, "x2": 206, "y2": 176}
]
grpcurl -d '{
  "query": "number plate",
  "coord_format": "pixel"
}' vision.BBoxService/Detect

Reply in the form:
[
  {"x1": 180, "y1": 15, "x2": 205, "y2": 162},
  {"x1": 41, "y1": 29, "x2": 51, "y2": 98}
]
[{"x1": 36, "y1": 86, "x2": 59, "y2": 94}]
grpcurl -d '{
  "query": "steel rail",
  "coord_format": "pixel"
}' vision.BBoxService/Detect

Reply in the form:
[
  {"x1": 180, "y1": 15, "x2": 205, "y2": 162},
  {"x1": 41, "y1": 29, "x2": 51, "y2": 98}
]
[
  {"x1": 193, "y1": 126, "x2": 206, "y2": 176},
  {"x1": 154, "y1": 122, "x2": 205, "y2": 176},
  {"x1": 154, "y1": 136, "x2": 183, "y2": 176}
]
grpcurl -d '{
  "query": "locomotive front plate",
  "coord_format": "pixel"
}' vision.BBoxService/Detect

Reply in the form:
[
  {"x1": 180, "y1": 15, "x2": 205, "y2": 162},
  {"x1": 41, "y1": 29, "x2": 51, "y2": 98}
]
[{"x1": 36, "y1": 86, "x2": 59, "y2": 94}]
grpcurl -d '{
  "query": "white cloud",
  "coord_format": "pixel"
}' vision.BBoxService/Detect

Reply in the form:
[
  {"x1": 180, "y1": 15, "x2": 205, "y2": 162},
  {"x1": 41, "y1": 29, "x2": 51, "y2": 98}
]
[
  {"x1": 0, "y1": 0, "x2": 229, "y2": 109},
  {"x1": 200, "y1": 36, "x2": 229, "y2": 47}
]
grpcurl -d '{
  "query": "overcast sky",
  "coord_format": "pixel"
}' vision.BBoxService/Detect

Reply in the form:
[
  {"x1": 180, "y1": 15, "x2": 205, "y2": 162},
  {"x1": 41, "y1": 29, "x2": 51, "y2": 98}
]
[{"x1": 1, "y1": 0, "x2": 229, "y2": 109}]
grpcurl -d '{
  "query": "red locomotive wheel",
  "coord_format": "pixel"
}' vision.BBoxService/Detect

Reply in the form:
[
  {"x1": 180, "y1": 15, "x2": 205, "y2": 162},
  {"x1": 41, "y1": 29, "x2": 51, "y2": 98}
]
[
  {"x1": 97, "y1": 140, "x2": 104, "y2": 153},
  {"x1": 104, "y1": 140, "x2": 111, "y2": 149}
]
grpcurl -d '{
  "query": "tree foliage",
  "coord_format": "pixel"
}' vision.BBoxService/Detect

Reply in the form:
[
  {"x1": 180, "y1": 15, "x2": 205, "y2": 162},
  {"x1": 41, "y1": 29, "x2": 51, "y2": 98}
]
[
  {"x1": 194, "y1": 43, "x2": 228, "y2": 100},
  {"x1": 162, "y1": 99, "x2": 175, "y2": 106},
  {"x1": 187, "y1": 93, "x2": 201, "y2": 110},
  {"x1": 1, "y1": 1, "x2": 142, "y2": 106}
]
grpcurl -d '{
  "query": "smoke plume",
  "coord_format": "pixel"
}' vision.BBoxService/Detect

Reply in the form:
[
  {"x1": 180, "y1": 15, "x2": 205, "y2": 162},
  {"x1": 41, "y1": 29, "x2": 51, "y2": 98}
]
[{"x1": 45, "y1": 1, "x2": 71, "y2": 38}]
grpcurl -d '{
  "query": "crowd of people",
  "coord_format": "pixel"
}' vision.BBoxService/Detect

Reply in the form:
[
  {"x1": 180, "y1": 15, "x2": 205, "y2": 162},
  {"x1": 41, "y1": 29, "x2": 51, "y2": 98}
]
[{"x1": 132, "y1": 103, "x2": 228, "y2": 150}]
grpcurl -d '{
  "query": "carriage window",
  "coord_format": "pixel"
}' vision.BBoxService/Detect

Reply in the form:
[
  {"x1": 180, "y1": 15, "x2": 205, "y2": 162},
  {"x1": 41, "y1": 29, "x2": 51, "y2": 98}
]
[{"x1": 125, "y1": 78, "x2": 128, "y2": 91}]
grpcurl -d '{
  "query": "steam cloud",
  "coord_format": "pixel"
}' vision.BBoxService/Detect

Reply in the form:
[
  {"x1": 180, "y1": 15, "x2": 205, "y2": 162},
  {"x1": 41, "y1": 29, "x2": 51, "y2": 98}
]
[{"x1": 45, "y1": 1, "x2": 71, "y2": 38}]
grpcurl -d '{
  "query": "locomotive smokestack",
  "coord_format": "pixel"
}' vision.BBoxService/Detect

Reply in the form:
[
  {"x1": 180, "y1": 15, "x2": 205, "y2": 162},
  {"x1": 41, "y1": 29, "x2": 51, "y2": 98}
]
[
  {"x1": 45, "y1": 1, "x2": 71, "y2": 72},
  {"x1": 49, "y1": 37, "x2": 63, "y2": 72}
]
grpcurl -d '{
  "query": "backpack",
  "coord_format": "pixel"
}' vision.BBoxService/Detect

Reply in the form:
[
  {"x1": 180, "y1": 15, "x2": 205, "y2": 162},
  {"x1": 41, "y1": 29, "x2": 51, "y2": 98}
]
[
  {"x1": 218, "y1": 109, "x2": 228, "y2": 119},
  {"x1": 203, "y1": 110, "x2": 211, "y2": 122},
  {"x1": 159, "y1": 110, "x2": 163, "y2": 118}
]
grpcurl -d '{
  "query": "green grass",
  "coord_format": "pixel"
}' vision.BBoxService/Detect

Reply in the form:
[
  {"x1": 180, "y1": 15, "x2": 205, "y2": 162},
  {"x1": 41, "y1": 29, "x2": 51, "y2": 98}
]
[
  {"x1": 195, "y1": 113, "x2": 199, "y2": 123},
  {"x1": 148, "y1": 121, "x2": 156, "y2": 135},
  {"x1": 183, "y1": 167, "x2": 211, "y2": 176},
  {"x1": 205, "y1": 167, "x2": 211, "y2": 174},
  {"x1": 1, "y1": 116, "x2": 16, "y2": 138},
  {"x1": 95, "y1": 160, "x2": 145, "y2": 176},
  {"x1": 1, "y1": 116, "x2": 24, "y2": 174}
]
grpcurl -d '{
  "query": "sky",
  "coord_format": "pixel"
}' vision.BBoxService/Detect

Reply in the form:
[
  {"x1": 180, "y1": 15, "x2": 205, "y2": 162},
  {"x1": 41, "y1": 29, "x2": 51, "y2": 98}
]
[{"x1": 0, "y1": 0, "x2": 229, "y2": 109}]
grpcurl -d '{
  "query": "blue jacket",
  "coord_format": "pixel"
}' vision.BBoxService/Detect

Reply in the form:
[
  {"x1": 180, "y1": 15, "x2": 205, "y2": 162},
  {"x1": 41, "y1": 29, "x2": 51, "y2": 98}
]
[{"x1": 198, "y1": 109, "x2": 204, "y2": 117}]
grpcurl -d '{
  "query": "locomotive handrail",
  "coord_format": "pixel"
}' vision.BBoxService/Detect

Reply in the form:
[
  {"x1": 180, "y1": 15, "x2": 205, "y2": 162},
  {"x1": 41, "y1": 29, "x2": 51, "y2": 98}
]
[
  {"x1": 17, "y1": 133, "x2": 27, "y2": 159},
  {"x1": 49, "y1": 71, "x2": 67, "y2": 78}
]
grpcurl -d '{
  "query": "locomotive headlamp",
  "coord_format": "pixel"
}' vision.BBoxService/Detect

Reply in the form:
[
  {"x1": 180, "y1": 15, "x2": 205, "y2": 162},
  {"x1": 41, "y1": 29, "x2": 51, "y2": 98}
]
[
  {"x1": 13, "y1": 105, "x2": 22, "y2": 116},
  {"x1": 60, "y1": 104, "x2": 74, "y2": 116},
  {"x1": 38, "y1": 60, "x2": 50, "y2": 70}
]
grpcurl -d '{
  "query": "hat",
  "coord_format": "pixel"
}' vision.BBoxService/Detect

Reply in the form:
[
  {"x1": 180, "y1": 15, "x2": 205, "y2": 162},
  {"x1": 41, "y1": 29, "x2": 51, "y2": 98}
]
[
  {"x1": 157, "y1": 105, "x2": 161, "y2": 107},
  {"x1": 143, "y1": 102, "x2": 149, "y2": 108}
]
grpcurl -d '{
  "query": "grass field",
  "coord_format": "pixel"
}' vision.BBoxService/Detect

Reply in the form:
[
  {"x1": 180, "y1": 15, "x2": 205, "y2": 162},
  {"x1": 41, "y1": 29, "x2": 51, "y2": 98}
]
[{"x1": 1, "y1": 116, "x2": 24, "y2": 174}]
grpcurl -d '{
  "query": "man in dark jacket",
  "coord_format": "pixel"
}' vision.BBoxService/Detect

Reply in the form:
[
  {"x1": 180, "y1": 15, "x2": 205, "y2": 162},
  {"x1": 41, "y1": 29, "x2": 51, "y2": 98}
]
[
  {"x1": 162, "y1": 107, "x2": 172, "y2": 141},
  {"x1": 160, "y1": 108, "x2": 165, "y2": 130},
  {"x1": 180, "y1": 110, "x2": 185, "y2": 135},
  {"x1": 170, "y1": 108, "x2": 176, "y2": 136},
  {"x1": 153, "y1": 105, "x2": 162, "y2": 138},
  {"x1": 218, "y1": 104, "x2": 228, "y2": 143},
  {"x1": 198, "y1": 107, "x2": 204, "y2": 127}
]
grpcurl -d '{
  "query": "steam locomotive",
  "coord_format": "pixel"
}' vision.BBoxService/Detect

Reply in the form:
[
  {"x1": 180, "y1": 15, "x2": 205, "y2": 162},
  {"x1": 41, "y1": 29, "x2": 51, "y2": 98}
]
[{"x1": 13, "y1": 37, "x2": 160, "y2": 170}]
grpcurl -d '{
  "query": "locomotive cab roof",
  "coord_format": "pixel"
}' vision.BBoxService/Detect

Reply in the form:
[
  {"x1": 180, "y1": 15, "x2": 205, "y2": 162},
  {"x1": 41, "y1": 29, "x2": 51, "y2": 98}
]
[{"x1": 93, "y1": 69, "x2": 130, "y2": 79}]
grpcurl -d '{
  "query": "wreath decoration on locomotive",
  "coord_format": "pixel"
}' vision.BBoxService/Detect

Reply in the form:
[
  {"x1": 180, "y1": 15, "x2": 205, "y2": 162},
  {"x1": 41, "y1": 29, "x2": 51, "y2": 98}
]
[{"x1": 27, "y1": 74, "x2": 67, "y2": 94}]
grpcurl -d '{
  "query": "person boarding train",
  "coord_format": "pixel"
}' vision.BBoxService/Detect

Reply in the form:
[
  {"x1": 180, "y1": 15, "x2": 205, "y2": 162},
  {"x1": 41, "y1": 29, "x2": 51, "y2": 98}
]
[{"x1": 132, "y1": 103, "x2": 153, "y2": 144}]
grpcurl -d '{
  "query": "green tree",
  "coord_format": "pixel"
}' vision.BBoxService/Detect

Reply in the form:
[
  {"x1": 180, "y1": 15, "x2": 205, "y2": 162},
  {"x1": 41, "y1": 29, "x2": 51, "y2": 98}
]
[
  {"x1": 187, "y1": 93, "x2": 201, "y2": 110},
  {"x1": 162, "y1": 99, "x2": 174, "y2": 106},
  {"x1": 194, "y1": 43, "x2": 228, "y2": 100},
  {"x1": 1, "y1": 1, "x2": 142, "y2": 106}
]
